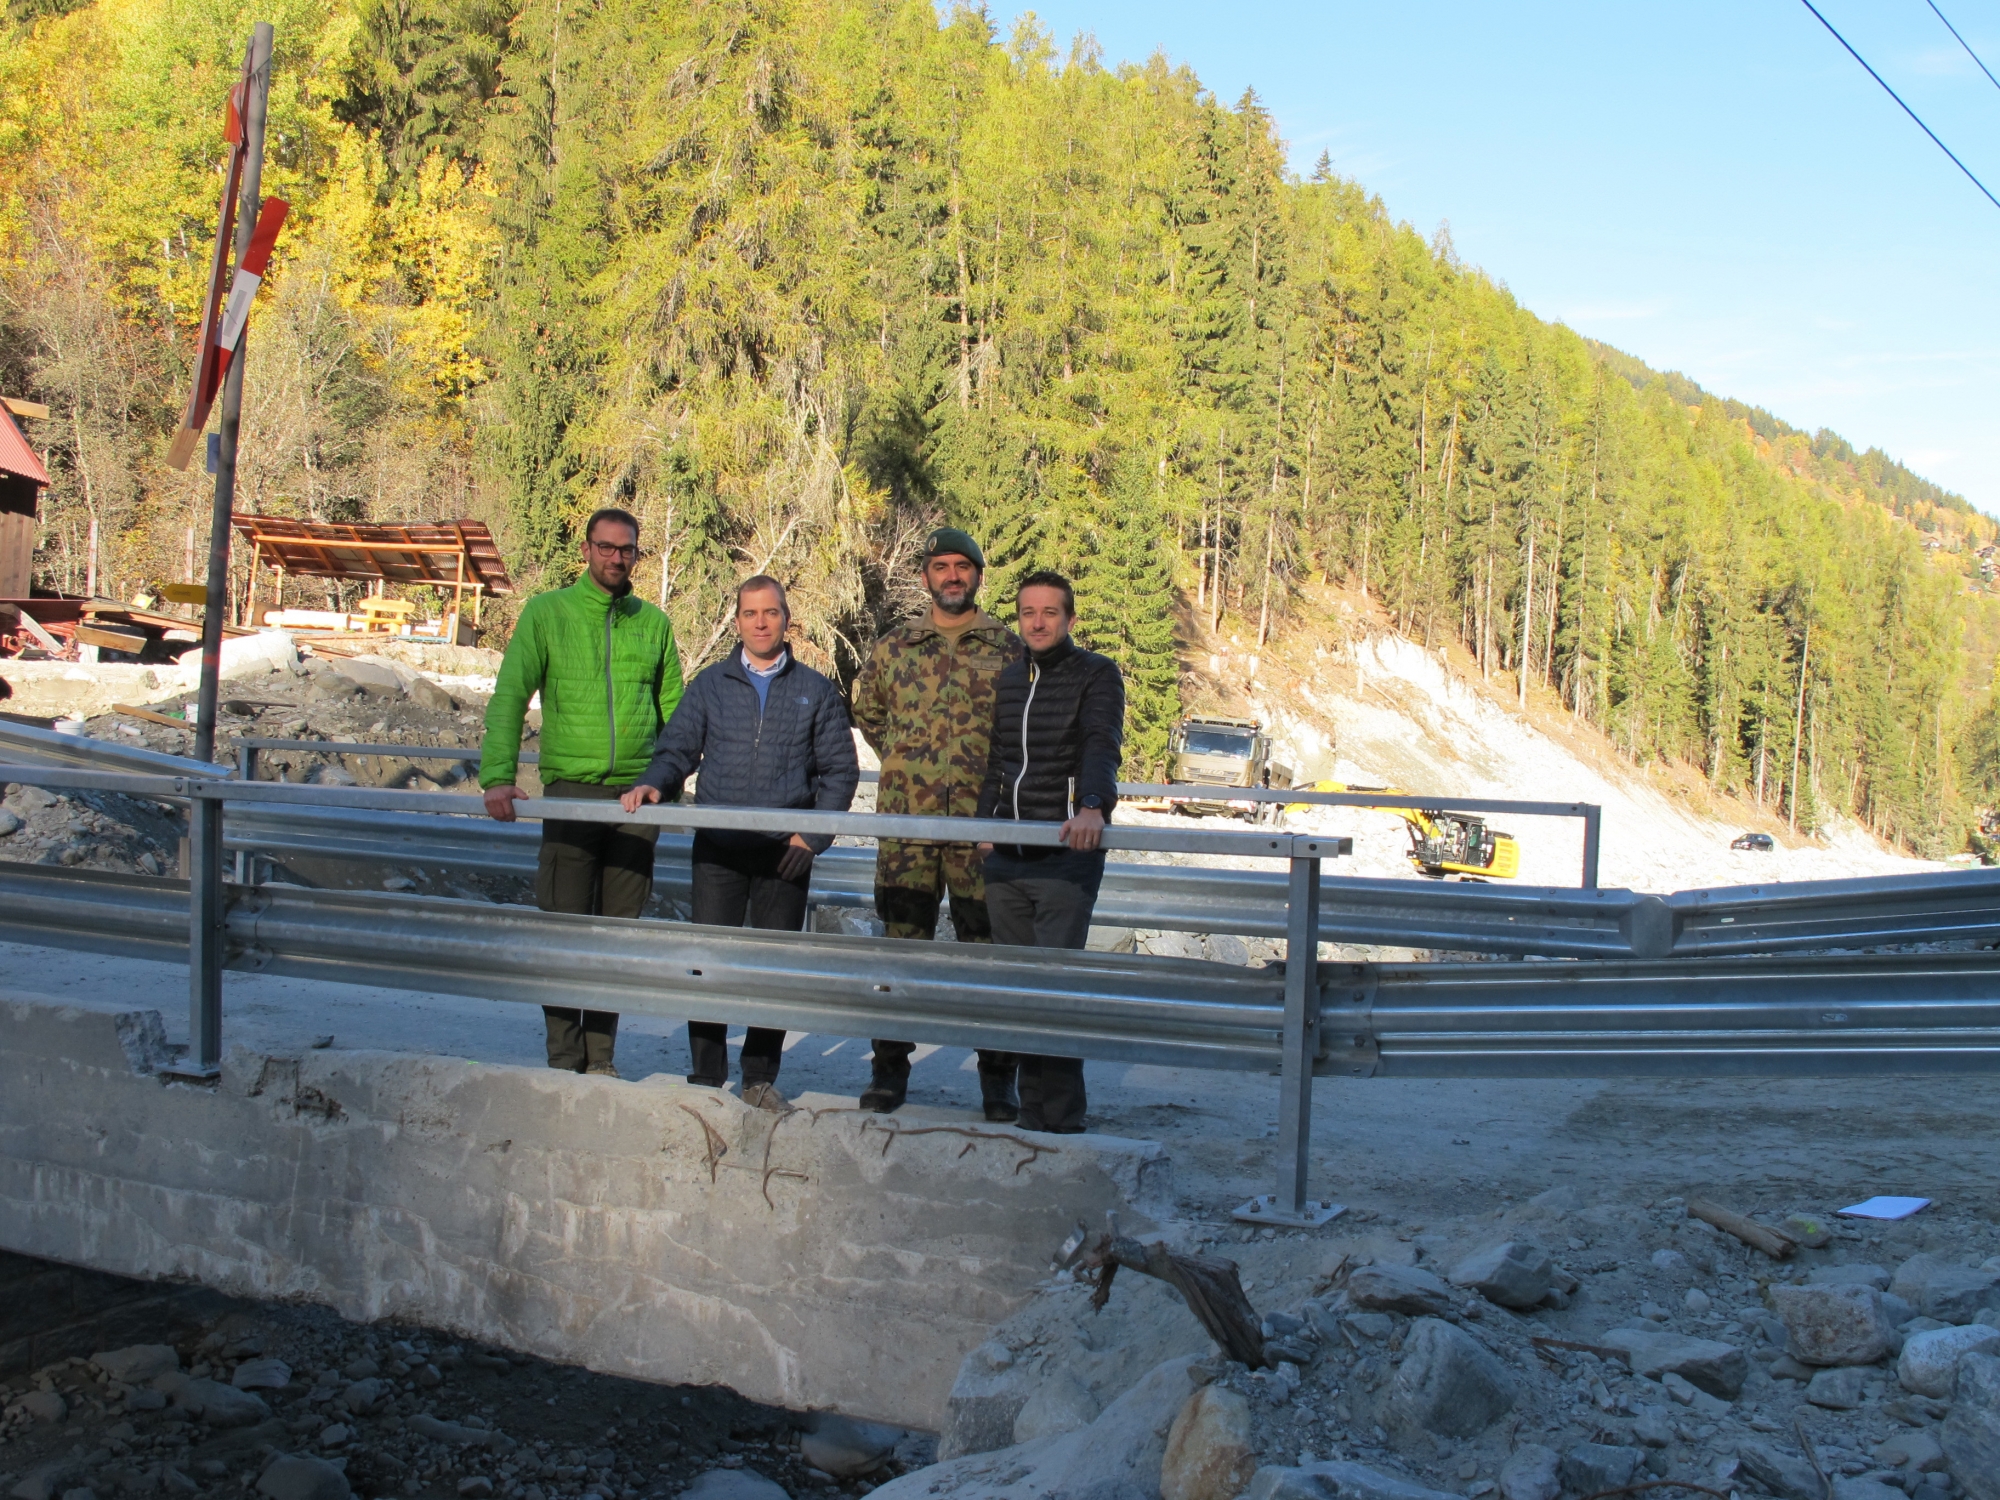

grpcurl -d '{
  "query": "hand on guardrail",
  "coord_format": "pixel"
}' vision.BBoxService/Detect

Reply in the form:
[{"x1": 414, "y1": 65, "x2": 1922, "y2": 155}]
[
  {"x1": 620, "y1": 783, "x2": 662, "y2": 815},
  {"x1": 484, "y1": 784, "x2": 527, "y2": 822},
  {"x1": 1062, "y1": 807, "x2": 1106, "y2": 852}
]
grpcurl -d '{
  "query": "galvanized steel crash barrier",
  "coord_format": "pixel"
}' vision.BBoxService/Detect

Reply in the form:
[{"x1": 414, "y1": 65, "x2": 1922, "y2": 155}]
[
  {"x1": 8, "y1": 722, "x2": 2000, "y2": 1224},
  {"x1": 221, "y1": 735, "x2": 1609, "y2": 888}
]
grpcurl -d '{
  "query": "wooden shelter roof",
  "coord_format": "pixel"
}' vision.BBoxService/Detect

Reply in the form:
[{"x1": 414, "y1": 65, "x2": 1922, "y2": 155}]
[
  {"x1": 0, "y1": 405, "x2": 50, "y2": 487},
  {"x1": 231, "y1": 515, "x2": 513, "y2": 595}
]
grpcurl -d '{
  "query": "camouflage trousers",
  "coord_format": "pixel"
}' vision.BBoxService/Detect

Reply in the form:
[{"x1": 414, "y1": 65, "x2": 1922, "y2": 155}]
[
  {"x1": 872, "y1": 839, "x2": 1013, "y2": 1082},
  {"x1": 873, "y1": 838, "x2": 992, "y2": 942}
]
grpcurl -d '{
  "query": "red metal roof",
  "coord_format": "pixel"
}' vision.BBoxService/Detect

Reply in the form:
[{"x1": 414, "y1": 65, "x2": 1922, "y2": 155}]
[{"x1": 0, "y1": 405, "x2": 49, "y2": 487}]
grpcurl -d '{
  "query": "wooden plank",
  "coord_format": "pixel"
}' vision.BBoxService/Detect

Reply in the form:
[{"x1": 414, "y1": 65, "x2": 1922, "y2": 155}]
[
  {"x1": 14, "y1": 609, "x2": 64, "y2": 654},
  {"x1": 76, "y1": 623, "x2": 149, "y2": 653},
  {"x1": 0, "y1": 511, "x2": 31, "y2": 600},
  {"x1": 114, "y1": 703, "x2": 190, "y2": 728},
  {"x1": 1, "y1": 398, "x2": 51, "y2": 420}
]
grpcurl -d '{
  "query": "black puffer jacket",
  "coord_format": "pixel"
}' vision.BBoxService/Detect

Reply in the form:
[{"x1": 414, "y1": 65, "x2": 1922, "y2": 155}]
[{"x1": 976, "y1": 637, "x2": 1124, "y2": 831}]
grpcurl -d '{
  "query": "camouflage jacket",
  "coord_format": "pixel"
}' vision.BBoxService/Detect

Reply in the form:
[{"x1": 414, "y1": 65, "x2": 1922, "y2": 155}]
[{"x1": 852, "y1": 610, "x2": 1021, "y2": 820}]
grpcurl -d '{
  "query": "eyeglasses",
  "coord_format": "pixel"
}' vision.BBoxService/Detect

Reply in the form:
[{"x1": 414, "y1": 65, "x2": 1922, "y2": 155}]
[{"x1": 589, "y1": 541, "x2": 641, "y2": 560}]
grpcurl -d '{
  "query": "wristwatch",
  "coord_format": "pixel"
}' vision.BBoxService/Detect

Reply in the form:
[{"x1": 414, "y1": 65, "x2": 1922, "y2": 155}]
[{"x1": 1079, "y1": 794, "x2": 1104, "y2": 811}]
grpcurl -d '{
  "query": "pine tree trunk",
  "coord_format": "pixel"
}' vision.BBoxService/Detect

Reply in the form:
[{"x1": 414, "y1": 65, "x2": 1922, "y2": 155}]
[{"x1": 1789, "y1": 619, "x2": 1811, "y2": 830}]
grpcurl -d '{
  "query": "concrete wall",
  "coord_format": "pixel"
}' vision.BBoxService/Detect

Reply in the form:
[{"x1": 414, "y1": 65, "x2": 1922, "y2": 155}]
[{"x1": 0, "y1": 990, "x2": 1168, "y2": 1429}]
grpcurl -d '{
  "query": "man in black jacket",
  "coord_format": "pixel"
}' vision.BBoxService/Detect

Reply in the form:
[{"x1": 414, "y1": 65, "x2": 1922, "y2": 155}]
[
  {"x1": 623, "y1": 576, "x2": 860, "y2": 1107},
  {"x1": 975, "y1": 569, "x2": 1125, "y2": 1134}
]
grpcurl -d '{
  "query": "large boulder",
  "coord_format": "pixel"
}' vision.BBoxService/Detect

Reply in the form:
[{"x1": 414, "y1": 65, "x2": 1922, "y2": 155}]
[
  {"x1": 1769, "y1": 1282, "x2": 1899, "y2": 1366},
  {"x1": 1898, "y1": 1324, "x2": 2000, "y2": 1398},
  {"x1": 90, "y1": 1346, "x2": 180, "y2": 1385},
  {"x1": 255, "y1": 1456, "x2": 352, "y2": 1500},
  {"x1": 178, "y1": 1379, "x2": 271, "y2": 1428},
  {"x1": 1809, "y1": 1264, "x2": 1890, "y2": 1291},
  {"x1": 177, "y1": 631, "x2": 296, "y2": 682},
  {"x1": 1559, "y1": 1445, "x2": 1641, "y2": 1496},
  {"x1": 1345, "y1": 1265, "x2": 1457, "y2": 1318},
  {"x1": 1447, "y1": 1242, "x2": 1555, "y2": 1310},
  {"x1": 678, "y1": 1474, "x2": 787, "y2": 1500},
  {"x1": 1011, "y1": 1372, "x2": 1099, "y2": 1444},
  {"x1": 801, "y1": 1415, "x2": 902, "y2": 1480},
  {"x1": 232, "y1": 1359, "x2": 293, "y2": 1391},
  {"x1": 1596, "y1": 1328, "x2": 1748, "y2": 1399},
  {"x1": 1381, "y1": 1318, "x2": 1515, "y2": 1441},
  {"x1": 1161, "y1": 1386, "x2": 1257, "y2": 1500},
  {"x1": 871, "y1": 1356, "x2": 1199, "y2": 1500},
  {"x1": 1241, "y1": 1463, "x2": 1459, "y2": 1500},
  {"x1": 1497, "y1": 1444, "x2": 1559, "y2": 1500},
  {"x1": 1892, "y1": 1255, "x2": 2000, "y2": 1326},
  {"x1": 1943, "y1": 1351, "x2": 2000, "y2": 1500}
]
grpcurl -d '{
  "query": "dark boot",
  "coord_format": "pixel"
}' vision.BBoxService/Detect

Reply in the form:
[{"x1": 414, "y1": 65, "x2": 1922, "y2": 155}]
[
  {"x1": 860, "y1": 1049, "x2": 910, "y2": 1113},
  {"x1": 980, "y1": 1061, "x2": 1020, "y2": 1123}
]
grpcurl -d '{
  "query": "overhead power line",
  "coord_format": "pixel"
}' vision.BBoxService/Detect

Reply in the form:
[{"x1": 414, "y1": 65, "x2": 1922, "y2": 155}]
[
  {"x1": 1795, "y1": 0, "x2": 2000, "y2": 212},
  {"x1": 1923, "y1": 0, "x2": 2000, "y2": 97}
]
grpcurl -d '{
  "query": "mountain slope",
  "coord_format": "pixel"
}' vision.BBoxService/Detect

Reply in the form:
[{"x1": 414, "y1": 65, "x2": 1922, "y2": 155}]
[{"x1": 4, "y1": 0, "x2": 1995, "y2": 853}]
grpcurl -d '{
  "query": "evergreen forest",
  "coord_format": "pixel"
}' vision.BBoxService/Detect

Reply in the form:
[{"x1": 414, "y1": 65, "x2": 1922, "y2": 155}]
[{"x1": 5, "y1": 0, "x2": 1998, "y2": 853}]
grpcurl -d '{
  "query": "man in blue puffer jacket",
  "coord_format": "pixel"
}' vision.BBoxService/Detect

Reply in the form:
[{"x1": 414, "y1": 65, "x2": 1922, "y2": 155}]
[{"x1": 623, "y1": 576, "x2": 860, "y2": 1106}]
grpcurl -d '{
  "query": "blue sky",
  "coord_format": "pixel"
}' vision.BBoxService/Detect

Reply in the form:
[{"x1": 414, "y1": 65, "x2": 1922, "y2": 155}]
[{"x1": 1002, "y1": 0, "x2": 2000, "y2": 513}]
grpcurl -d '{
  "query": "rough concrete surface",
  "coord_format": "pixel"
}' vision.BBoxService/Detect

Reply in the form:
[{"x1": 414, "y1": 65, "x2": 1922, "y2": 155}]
[{"x1": 0, "y1": 985, "x2": 1165, "y2": 1431}]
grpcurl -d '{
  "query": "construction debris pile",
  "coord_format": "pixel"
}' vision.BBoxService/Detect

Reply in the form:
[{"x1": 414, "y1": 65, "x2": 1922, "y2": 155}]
[{"x1": 883, "y1": 1189, "x2": 2000, "y2": 1500}]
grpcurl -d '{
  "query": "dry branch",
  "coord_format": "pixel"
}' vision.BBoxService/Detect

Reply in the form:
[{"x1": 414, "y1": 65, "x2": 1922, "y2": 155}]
[
  {"x1": 1687, "y1": 1197, "x2": 1797, "y2": 1260},
  {"x1": 1076, "y1": 1233, "x2": 1267, "y2": 1369}
]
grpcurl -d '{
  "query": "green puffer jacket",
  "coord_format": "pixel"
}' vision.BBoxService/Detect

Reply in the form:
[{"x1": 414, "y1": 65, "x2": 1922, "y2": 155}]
[{"x1": 481, "y1": 577, "x2": 685, "y2": 789}]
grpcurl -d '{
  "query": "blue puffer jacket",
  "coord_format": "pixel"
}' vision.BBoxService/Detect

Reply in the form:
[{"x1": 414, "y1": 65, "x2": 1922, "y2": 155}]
[{"x1": 634, "y1": 651, "x2": 860, "y2": 852}]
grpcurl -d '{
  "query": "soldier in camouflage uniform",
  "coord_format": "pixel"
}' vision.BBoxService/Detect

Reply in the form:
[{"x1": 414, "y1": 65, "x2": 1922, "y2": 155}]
[{"x1": 851, "y1": 526, "x2": 1024, "y2": 1118}]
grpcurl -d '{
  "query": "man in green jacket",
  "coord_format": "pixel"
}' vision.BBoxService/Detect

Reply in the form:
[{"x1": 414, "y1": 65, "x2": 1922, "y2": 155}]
[{"x1": 482, "y1": 507, "x2": 684, "y2": 1076}]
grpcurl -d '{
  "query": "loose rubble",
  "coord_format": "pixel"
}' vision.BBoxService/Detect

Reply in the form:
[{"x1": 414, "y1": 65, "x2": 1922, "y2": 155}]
[{"x1": 861, "y1": 1190, "x2": 2000, "y2": 1500}]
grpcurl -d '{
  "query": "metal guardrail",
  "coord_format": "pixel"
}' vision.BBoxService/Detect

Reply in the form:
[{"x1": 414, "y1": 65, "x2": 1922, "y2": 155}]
[
  {"x1": 8, "y1": 863, "x2": 2000, "y2": 1081},
  {"x1": 13, "y1": 728, "x2": 2000, "y2": 1221},
  {"x1": 13, "y1": 723, "x2": 2000, "y2": 960},
  {"x1": 225, "y1": 735, "x2": 1606, "y2": 888}
]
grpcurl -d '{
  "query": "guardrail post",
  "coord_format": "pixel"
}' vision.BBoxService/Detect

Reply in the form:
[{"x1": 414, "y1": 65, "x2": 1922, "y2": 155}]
[
  {"x1": 174, "y1": 787, "x2": 225, "y2": 1080},
  {"x1": 234, "y1": 742, "x2": 257, "y2": 884},
  {"x1": 1277, "y1": 847, "x2": 1320, "y2": 1214},
  {"x1": 1235, "y1": 836, "x2": 1342, "y2": 1226},
  {"x1": 1581, "y1": 806, "x2": 1601, "y2": 891}
]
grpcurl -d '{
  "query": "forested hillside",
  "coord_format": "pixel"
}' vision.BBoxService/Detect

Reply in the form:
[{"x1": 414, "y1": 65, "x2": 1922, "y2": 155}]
[{"x1": 4, "y1": 0, "x2": 1996, "y2": 853}]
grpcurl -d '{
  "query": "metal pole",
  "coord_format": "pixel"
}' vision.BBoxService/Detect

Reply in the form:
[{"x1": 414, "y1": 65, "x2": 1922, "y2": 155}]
[
  {"x1": 182, "y1": 790, "x2": 225, "y2": 1078},
  {"x1": 1275, "y1": 847, "x2": 1322, "y2": 1215},
  {"x1": 1581, "y1": 805, "x2": 1602, "y2": 891},
  {"x1": 191, "y1": 21, "x2": 273, "y2": 769}
]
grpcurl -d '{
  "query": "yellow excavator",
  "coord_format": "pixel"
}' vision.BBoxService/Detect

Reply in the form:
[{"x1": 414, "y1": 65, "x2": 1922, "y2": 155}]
[{"x1": 1289, "y1": 781, "x2": 1521, "y2": 881}]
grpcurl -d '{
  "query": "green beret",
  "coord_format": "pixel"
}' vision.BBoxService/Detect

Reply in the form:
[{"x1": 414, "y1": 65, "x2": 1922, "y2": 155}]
[{"x1": 922, "y1": 526, "x2": 985, "y2": 570}]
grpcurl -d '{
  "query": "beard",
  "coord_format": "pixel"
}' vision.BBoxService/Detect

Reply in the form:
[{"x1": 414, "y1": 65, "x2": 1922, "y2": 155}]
[{"x1": 927, "y1": 579, "x2": 976, "y2": 615}]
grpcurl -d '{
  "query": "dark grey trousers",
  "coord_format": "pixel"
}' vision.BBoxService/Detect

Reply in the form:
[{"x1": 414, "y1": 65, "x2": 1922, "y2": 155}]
[
  {"x1": 983, "y1": 849, "x2": 1104, "y2": 1132},
  {"x1": 687, "y1": 832, "x2": 804, "y2": 1085},
  {"x1": 536, "y1": 779, "x2": 660, "y2": 1071}
]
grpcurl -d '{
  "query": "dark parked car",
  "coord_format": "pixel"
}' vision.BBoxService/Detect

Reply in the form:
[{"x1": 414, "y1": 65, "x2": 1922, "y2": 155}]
[{"x1": 1731, "y1": 832, "x2": 1775, "y2": 852}]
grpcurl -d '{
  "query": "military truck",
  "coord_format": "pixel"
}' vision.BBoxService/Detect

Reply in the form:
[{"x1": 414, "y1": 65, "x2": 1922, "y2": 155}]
[{"x1": 1162, "y1": 715, "x2": 1294, "y2": 819}]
